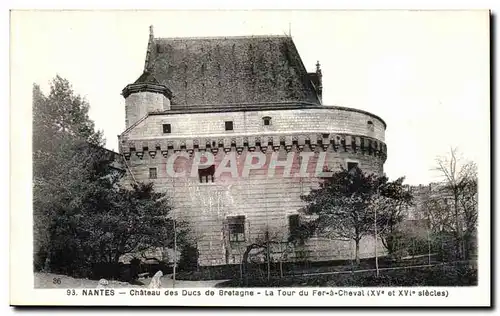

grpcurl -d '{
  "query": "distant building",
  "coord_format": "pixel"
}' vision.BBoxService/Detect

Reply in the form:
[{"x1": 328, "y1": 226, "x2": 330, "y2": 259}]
[
  {"x1": 118, "y1": 26, "x2": 388, "y2": 266},
  {"x1": 405, "y1": 183, "x2": 454, "y2": 231}
]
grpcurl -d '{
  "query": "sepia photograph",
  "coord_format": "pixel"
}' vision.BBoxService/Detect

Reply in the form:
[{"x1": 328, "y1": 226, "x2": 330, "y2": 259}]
[{"x1": 9, "y1": 9, "x2": 490, "y2": 307}]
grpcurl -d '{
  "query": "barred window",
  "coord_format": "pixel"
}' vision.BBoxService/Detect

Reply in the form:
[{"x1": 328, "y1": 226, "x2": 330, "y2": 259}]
[
  {"x1": 228, "y1": 216, "x2": 245, "y2": 242},
  {"x1": 149, "y1": 168, "x2": 157, "y2": 179},
  {"x1": 198, "y1": 165, "x2": 215, "y2": 183},
  {"x1": 288, "y1": 214, "x2": 300, "y2": 235}
]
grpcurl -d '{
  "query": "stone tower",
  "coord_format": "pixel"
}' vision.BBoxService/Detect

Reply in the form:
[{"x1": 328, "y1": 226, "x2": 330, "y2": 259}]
[{"x1": 118, "y1": 27, "x2": 388, "y2": 266}]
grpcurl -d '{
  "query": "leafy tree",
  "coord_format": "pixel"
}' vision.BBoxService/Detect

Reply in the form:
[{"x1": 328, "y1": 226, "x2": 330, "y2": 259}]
[
  {"x1": 301, "y1": 168, "x2": 412, "y2": 264},
  {"x1": 32, "y1": 76, "x2": 184, "y2": 277},
  {"x1": 178, "y1": 243, "x2": 200, "y2": 271},
  {"x1": 58, "y1": 182, "x2": 179, "y2": 270},
  {"x1": 33, "y1": 76, "x2": 105, "y2": 271},
  {"x1": 33, "y1": 76, "x2": 102, "y2": 147},
  {"x1": 33, "y1": 139, "x2": 119, "y2": 272},
  {"x1": 372, "y1": 177, "x2": 413, "y2": 256}
]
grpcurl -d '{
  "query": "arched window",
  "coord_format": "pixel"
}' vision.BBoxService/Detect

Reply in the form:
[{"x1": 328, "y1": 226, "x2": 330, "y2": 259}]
[{"x1": 262, "y1": 116, "x2": 272, "y2": 126}]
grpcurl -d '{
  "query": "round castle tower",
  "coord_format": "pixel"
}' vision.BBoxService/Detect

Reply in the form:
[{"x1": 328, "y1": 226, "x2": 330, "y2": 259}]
[{"x1": 118, "y1": 26, "x2": 388, "y2": 266}]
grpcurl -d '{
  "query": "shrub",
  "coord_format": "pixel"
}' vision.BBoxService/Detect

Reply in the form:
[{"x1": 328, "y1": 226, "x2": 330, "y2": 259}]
[{"x1": 178, "y1": 244, "x2": 199, "y2": 272}]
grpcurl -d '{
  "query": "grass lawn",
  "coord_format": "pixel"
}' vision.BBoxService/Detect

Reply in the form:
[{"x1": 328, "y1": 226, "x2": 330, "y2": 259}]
[
  {"x1": 215, "y1": 264, "x2": 477, "y2": 287},
  {"x1": 177, "y1": 255, "x2": 440, "y2": 281}
]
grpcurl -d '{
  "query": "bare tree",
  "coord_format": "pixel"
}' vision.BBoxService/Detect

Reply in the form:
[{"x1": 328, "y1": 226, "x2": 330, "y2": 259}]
[
  {"x1": 239, "y1": 226, "x2": 294, "y2": 283},
  {"x1": 433, "y1": 148, "x2": 478, "y2": 260}
]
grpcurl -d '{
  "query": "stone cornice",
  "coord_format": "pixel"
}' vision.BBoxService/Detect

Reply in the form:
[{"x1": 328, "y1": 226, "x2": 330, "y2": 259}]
[
  {"x1": 151, "y1": 103, "x2": 387, "y2": 129},
  {"x1": 120, "y1": 132, "x2": 387, "y2": 163},
  {"x1": 122, "y1": 83, "x2": 173, "y2": 99}
]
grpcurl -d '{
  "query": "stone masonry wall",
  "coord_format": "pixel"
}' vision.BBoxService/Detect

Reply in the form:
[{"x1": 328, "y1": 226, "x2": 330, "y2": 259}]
[
  {"x1": 125, "y1": 91, "x2": 170, "y2": 129},
  {"x1": 120, "y1": 106, "x2": 387, "y2": 266},
  {"x1": 122, "y1": 145, "x2": 386, "y2": 266},
  {"x1": 122, "y1": 107, "x2": 385, "y2": 142}
]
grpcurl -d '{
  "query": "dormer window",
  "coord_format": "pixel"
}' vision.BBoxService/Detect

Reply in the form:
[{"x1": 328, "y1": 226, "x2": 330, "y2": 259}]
[{"x1": 262, "y1": 116, "x2": 272, "y2": 126}]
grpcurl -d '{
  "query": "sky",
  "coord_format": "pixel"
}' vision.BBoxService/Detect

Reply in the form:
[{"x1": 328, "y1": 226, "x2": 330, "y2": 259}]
[{"x1": 10, "y1": 10, "x2": 490, "y2": 185}]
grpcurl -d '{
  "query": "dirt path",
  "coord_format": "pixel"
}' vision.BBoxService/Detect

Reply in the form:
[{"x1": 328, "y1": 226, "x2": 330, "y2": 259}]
[
  {"x1": 34, "y1": 272, "x2": 226, "y2": 289},
  {"x1": 159, "y1": 274, "x2": 224, "y2": 288}
]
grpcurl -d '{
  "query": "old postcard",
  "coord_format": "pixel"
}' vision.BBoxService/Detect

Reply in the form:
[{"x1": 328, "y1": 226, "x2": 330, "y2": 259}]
[{"x1": 9, "y1": 9, "x2": 491, "y2": 307}]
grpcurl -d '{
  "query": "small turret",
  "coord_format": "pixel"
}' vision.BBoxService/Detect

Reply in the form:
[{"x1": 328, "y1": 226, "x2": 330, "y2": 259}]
[
  {"x1": 123, "y1": 25, "x2": 173, "y2": 129},
  {"x1": 122, "y1": 71, "x2": 172, "y2": 128},
  {"x1": 307, "y1": 61, "x2": 323, "y2": 104}
]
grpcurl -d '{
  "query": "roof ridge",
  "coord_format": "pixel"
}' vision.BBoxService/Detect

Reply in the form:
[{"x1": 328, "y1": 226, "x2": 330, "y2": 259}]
[{"x1": 155, "y1": 35, "x2": 291, "y2": 41}]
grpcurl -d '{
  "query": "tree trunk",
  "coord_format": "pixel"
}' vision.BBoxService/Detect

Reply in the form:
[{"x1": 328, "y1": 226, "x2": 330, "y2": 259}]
[
  {"x1": 463, "y1": 232, "x2": 470, "y2": 260},
  {"x1": 386, "y1": 235, "x2": 394, "y2": 255},
  {"x1": 355, "y1": 240, "x2": 360, "y2": 265},
  {"x1": 265, "y1": 232, "x2": 271, "y2": 282},
  {"x1": 242, "y1": 244, "x2": 261, "y2": 285},
  {"x1": 242, "y1": 247, "x2": 251, "y2": 270},
  {"x1": 43, "y1": 256, "x2": 51, "y2": 272},
  {"x1": 454, "y1": 191, "x2": 463, "y2": 260},
  {"x1": 113, "y1": 252, "x2": 121, "y2": 264}
]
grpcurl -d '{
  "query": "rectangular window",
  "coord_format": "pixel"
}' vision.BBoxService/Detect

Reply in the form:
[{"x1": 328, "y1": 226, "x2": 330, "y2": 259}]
[
  {"x1": 225, "y1": 121, "x2": 233, "y2": 131},
  {"x1": 228, "y1": 216, "x2": 245, "y2": 242},
  {"x1": 163, "y1": 124, "x2": 171, "y2": 134},
  {"x1": 198, "y1": 165, "x2": 215, "y2": 183},
  {"x1": 347, "y1": 162, "x2": 359, "y2": 171},
  {"x1": 149, "y1": 168, "x2": 157, "y2": 179},
  {"x1": 289, "y1": 214, "x2": 300, "y2": 235},
  {"x1": 263, "y1": 116, "x2": 271, "y2": 126}
]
